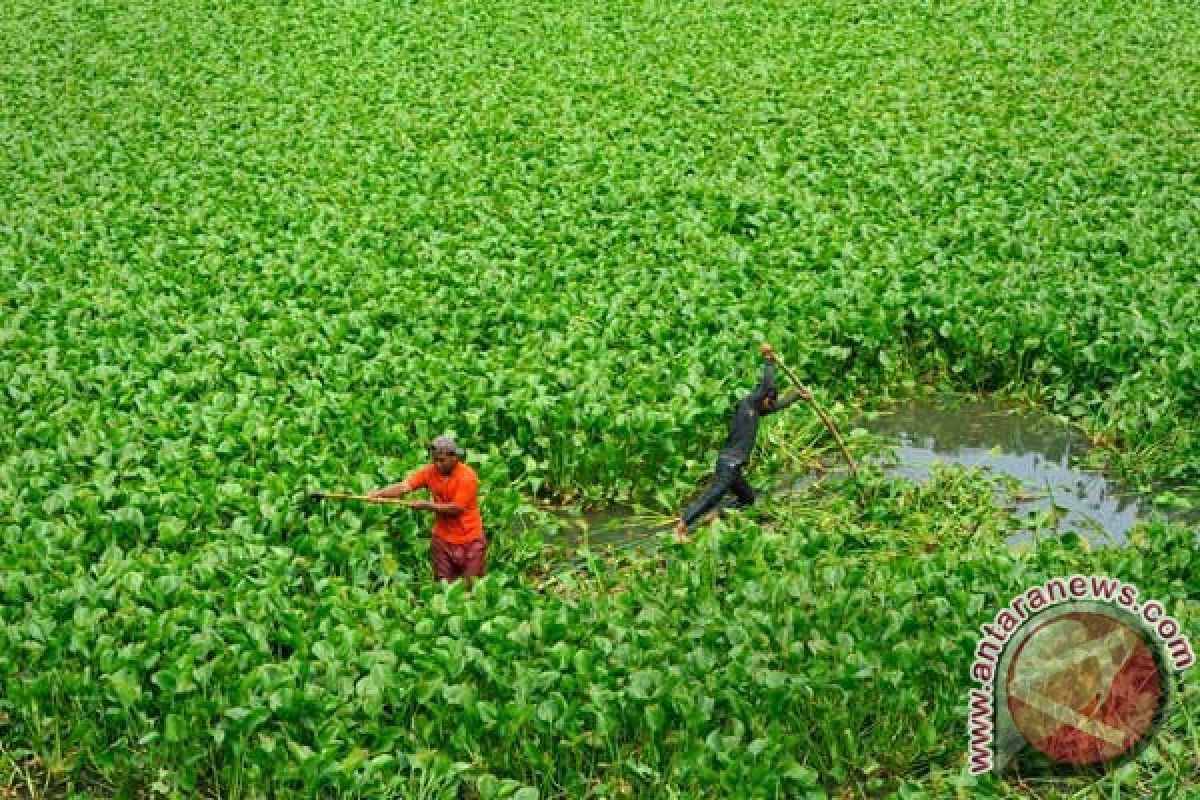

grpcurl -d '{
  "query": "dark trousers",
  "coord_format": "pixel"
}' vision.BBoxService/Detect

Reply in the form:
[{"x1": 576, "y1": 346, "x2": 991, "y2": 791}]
[{"x1": 681, "y1": 458, "x2": 755, "y2": 530}]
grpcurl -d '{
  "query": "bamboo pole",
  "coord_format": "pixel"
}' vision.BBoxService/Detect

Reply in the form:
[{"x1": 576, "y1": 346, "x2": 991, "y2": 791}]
[
  {"x1": 308, "y1": 491, "x2": 420, "y2": 507},
  {"x1": 765, "y1": 344, "x2": 859, "y2": 477}
]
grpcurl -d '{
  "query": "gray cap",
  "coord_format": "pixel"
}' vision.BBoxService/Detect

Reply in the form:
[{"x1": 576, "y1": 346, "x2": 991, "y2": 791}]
[{"x1": 430, "y1": 434, "x2": 460, "y2": 454}]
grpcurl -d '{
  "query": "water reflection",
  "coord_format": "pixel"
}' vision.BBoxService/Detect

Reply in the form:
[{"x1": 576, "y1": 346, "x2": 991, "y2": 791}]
[{"x1": 859, "y1": 396, "x2": 1194, "y2": 546}]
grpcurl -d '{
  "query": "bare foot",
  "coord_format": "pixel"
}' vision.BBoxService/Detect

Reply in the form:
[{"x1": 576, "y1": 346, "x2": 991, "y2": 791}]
[{"x1": 673, "y1": 520, "x2": 690, "y2": 543}]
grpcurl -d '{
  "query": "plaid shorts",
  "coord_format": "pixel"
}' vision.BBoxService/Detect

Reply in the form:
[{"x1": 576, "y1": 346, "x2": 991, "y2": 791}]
[{"x1": 430, "y1": 535, "x2": 487, "y2": 581}]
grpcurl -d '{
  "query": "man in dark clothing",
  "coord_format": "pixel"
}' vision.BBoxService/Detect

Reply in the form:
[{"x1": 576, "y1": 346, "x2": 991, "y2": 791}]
[{"x1": 674, "y1": 344, "x2": 810, "y2": 542}]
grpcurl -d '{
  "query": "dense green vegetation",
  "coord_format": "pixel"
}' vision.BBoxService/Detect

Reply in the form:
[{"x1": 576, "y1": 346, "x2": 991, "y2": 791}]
[{"x1": 1, "y1": 0, "x2": 1196, "y2": 797}]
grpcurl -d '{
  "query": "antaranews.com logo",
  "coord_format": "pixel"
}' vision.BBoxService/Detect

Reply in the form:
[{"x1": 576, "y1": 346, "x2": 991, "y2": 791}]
[{"x1": 967, "y1": 574, "x2": 1194, "y2": 775}]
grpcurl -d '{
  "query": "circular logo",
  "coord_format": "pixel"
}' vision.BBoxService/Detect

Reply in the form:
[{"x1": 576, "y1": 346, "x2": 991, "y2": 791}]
[{"x1": 1004, "y1": 610, "x2": 1168, "y2": 766}]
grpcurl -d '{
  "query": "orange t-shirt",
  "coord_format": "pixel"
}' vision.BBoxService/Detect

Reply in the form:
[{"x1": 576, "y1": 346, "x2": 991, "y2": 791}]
[{"x1": 405, "y1": 462, "x2": 484, "y2": 544}]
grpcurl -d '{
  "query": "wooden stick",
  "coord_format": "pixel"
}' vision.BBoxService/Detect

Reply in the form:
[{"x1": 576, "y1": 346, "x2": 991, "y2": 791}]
[
  {"x1": 309, "y1": 491, "x2": 420, "y2": 507},
  {"x1": 766, "y1": 347, "x2": 859, "y2": 477}
]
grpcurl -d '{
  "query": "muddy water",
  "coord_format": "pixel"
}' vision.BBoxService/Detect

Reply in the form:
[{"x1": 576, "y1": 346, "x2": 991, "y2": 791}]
[
  {"x1": 543, "y1": 395, "x2": 1196, "y2": 560},
  {"x1": 858, "y1": 396, "x2": 1197, "y2": 546},
  {"x1": 544, "y1": 505, "x2": 666, "y2": 564}
]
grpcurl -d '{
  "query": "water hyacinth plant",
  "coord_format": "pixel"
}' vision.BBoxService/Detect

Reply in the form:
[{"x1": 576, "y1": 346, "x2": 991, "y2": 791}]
[{"x1": 2, "y1": 0, "x2": 1198, "y2": 797}]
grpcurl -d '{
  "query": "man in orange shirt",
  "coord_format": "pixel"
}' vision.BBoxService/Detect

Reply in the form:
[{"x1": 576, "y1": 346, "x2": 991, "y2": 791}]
[{"x1": 369, "y1": 434, "x2": 487, "y2": 582}]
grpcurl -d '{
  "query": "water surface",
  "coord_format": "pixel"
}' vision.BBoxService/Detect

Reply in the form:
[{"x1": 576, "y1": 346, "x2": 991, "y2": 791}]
[
  {"x1": 542, "y1": 396, "x2": 1196, "y2": 564},
  {"x1": 856, "y1": 396, "x2": 1196, "y2": 546}
]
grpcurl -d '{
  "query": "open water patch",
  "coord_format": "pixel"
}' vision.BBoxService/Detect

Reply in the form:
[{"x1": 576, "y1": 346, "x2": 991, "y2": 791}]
[
  {"x1": 541, "y1": 504, "x2": 665, "y2": 565},
  {"x1": 855, "y1": 395, "x2": 1198, "y2": 547}
]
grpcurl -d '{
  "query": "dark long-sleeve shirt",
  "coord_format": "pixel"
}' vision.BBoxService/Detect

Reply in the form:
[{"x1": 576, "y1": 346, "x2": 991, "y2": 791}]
[{"x1": 717, "y1": 360, "x2": 802, "y2": 466}]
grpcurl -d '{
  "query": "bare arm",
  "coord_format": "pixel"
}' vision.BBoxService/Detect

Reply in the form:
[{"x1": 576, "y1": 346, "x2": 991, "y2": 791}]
[
  {"x1": 369, "y1": 479, "x2": 415, "y2": 500},
  {"x1": 417, "y1": 500, "x2": 463, "y2": 515},
  {"x1": 368, "y1": 483, "x2": 459, "y2": 513}
]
